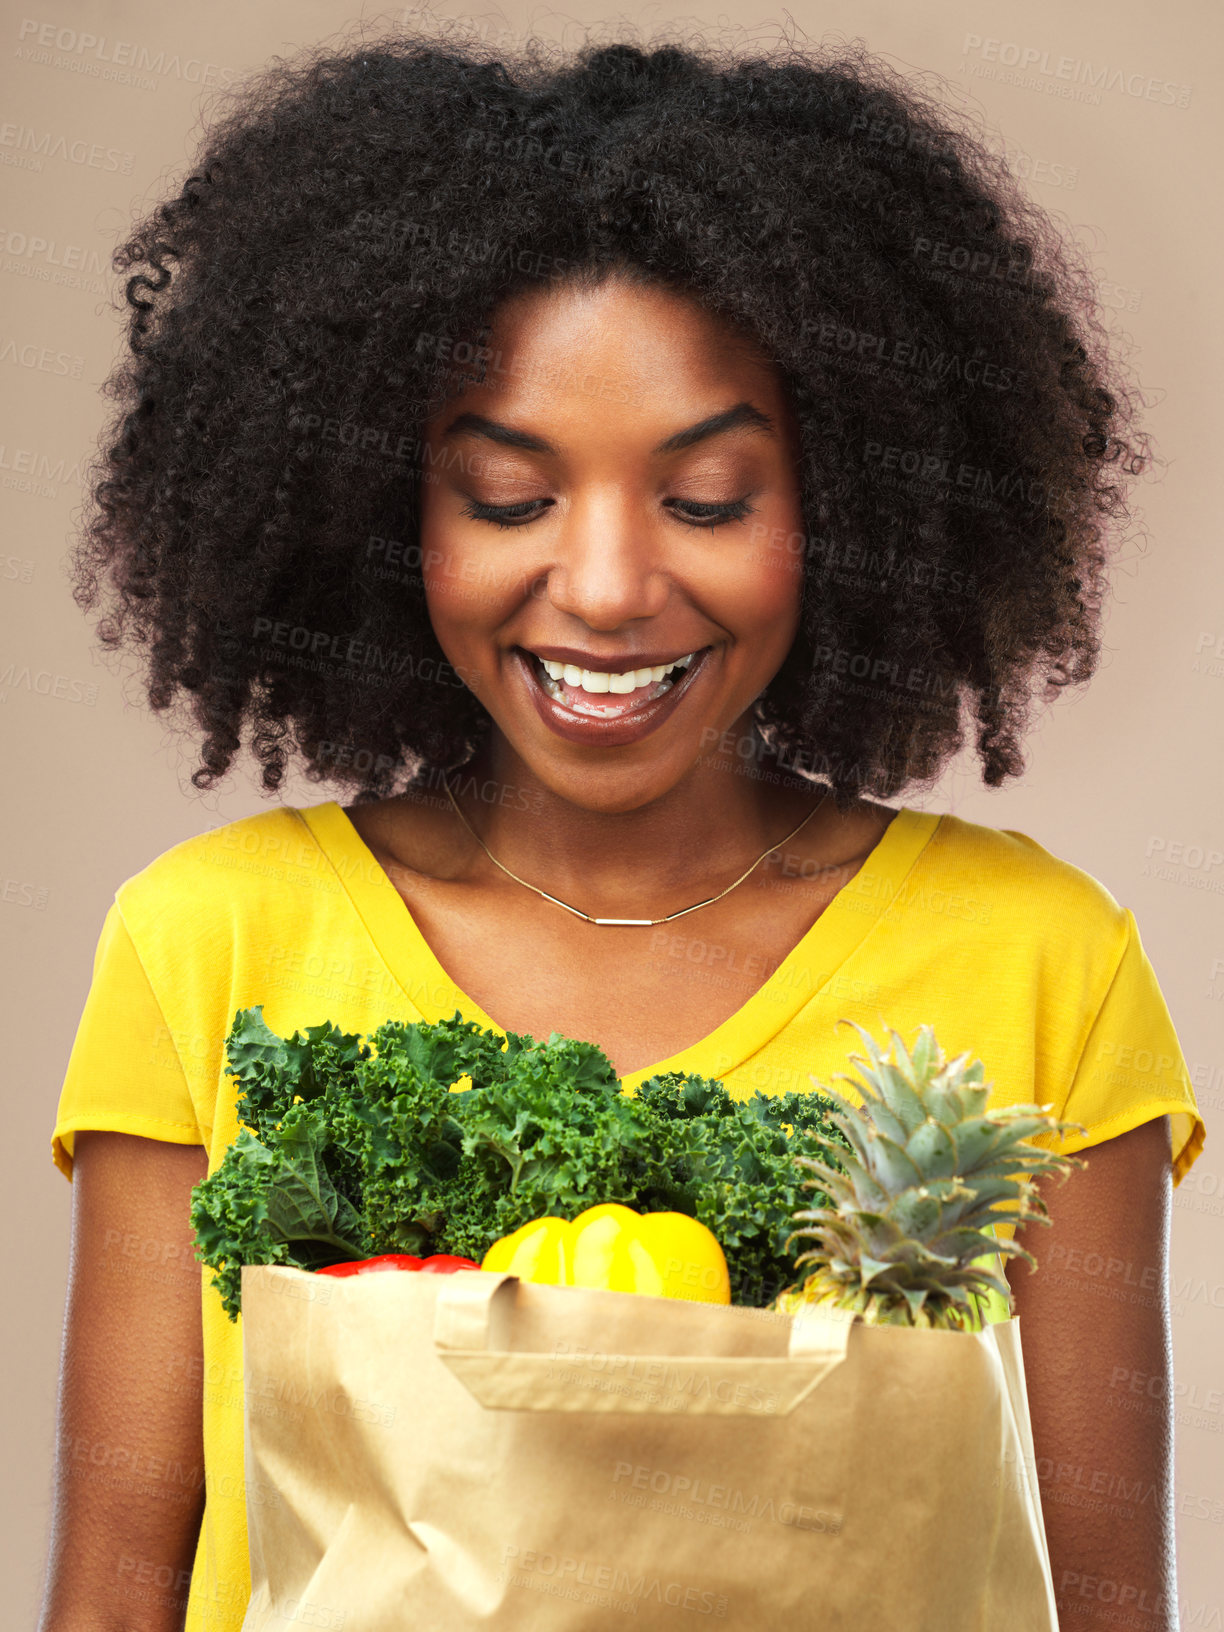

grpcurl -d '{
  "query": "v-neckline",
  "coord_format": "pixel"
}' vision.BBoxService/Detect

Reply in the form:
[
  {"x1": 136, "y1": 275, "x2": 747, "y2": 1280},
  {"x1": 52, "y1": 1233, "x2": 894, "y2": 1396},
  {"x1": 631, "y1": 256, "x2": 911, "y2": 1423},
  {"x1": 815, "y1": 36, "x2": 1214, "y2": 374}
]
[{"x1": 293, "y1": 799, "x2": 941, "y2": 1091}]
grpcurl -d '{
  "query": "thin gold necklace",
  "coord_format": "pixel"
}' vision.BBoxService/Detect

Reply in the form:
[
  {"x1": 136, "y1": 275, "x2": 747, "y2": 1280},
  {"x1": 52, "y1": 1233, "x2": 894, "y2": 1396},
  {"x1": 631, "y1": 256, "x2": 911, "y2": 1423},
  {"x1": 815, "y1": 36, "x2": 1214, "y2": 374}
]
[{"x1": 441, "y1": 772, "x2": 827, "y2": 927}]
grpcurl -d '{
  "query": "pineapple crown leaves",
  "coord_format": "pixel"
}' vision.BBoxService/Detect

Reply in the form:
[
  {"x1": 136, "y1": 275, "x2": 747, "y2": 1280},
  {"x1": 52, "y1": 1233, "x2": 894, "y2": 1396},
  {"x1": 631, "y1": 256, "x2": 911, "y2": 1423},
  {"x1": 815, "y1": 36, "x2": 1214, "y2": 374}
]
[{"x1": 782, "y1": 1019, "x2": 1086, "y2": 1318}]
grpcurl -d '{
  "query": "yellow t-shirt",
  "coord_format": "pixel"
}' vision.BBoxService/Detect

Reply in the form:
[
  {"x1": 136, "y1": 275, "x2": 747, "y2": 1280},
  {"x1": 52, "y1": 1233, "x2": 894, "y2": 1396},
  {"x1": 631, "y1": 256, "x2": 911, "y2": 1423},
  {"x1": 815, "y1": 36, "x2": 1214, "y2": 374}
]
[{"x1": 50, "y1": 800, "x2": 1206, "y2": 1632}]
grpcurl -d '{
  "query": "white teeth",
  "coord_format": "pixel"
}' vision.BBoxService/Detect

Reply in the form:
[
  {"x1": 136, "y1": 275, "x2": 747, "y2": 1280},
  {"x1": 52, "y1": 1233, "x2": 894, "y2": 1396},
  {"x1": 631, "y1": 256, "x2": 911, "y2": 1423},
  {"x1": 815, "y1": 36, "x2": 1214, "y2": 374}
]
[{"x1": 533, "y1": 651, "x2": 699, "y2": 697}]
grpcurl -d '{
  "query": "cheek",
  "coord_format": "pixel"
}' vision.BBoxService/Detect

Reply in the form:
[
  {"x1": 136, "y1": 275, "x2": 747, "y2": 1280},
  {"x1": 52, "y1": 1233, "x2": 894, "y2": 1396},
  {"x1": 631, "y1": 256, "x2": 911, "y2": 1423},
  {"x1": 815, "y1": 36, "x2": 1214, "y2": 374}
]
[
  {"x1": 422, "y1": 551, "x2": 482, "y2": 618},
  {"x1": 720, "y1": 524, "x2": 805, "y2": 649},
  {"x1": 419, "y1": 507, "x2": 523, "y2": 642}
]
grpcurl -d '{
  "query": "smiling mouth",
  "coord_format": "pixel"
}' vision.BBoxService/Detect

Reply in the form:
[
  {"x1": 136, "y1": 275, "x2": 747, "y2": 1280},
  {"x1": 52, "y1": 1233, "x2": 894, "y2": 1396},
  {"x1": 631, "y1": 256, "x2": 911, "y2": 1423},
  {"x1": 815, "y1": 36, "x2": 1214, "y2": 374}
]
[{"x1": 523, "y1": 649, "x2": 705, "y2": 717}]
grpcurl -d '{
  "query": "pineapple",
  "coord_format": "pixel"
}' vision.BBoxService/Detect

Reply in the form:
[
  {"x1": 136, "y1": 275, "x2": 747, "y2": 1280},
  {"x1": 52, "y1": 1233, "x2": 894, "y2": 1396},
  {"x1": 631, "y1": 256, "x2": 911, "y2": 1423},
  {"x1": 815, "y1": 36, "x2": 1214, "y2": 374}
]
[{"x1": 772, "y1": 1020, "x2": 1085, "y2": 1330}]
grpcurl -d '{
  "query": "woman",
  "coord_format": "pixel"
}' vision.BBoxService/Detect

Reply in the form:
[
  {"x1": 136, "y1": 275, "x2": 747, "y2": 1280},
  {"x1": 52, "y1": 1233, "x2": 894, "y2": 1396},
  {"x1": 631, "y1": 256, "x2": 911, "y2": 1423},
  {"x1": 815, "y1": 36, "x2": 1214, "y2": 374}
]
[{"x1": 42, "y1": 25, "x2": 1204, "y2": 1632}]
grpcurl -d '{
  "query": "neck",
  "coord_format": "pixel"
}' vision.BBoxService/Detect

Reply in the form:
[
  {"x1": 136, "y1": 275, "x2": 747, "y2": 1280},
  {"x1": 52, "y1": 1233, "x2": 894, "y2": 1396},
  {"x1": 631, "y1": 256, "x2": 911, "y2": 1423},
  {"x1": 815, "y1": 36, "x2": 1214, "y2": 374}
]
[{"x1": 442, "y1": 722, "x2": 830, "y2": 916}]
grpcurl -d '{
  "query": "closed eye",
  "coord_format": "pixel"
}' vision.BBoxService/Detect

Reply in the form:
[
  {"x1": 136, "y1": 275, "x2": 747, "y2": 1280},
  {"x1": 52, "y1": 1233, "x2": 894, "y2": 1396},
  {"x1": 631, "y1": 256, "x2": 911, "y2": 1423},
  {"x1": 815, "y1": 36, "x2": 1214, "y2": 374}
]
[
  {"x1": 458, "y1": 495, "x2": 760, "y2": 531},
  {"x1": 668, "y1": 496, "x2": 759, "y2": 528},
  {"x1": 458, "y1": 498, "x2": 546, "y2": 530}
]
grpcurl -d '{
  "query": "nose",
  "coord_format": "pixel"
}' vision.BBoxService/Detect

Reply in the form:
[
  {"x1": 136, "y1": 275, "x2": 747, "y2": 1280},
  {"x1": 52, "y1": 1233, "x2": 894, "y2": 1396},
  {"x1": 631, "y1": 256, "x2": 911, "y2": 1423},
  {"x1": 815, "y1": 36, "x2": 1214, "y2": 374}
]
[{"x1": 540, "y1": 491, "x2": 670, "y2": 630}]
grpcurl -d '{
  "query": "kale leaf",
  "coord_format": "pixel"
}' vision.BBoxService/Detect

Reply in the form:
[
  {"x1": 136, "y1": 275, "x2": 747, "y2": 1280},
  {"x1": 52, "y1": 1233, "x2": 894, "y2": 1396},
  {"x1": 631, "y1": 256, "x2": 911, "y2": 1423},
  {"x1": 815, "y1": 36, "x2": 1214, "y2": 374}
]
[
  {"x1": 190, "y1": 1007, "x2": 847, "y2": 1319},
  {"x1": 627, "y1": 1074, "x2": 851, "y2": 1306},
  {"x1": 189, "y1": 1103, "x2": 367, "y2": 1318}
]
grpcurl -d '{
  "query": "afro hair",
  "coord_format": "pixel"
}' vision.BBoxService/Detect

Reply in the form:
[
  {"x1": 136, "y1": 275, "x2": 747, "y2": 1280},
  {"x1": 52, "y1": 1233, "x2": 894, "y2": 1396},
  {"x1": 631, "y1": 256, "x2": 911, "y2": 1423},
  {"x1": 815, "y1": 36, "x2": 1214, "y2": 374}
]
[{"x1": 69, "y1": 18, "x2": 1151, "y2": 807}]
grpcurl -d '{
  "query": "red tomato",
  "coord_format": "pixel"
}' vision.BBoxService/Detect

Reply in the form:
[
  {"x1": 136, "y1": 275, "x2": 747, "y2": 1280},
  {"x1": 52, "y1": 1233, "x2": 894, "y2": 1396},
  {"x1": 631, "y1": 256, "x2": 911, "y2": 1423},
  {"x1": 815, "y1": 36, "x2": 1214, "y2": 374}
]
[
  {"x1": 316, "y1": 1254, "x2": 423, "y2": 1278},
  {"x1": 416, "y1": 1255, "x2": 483, "y2": 1274}
]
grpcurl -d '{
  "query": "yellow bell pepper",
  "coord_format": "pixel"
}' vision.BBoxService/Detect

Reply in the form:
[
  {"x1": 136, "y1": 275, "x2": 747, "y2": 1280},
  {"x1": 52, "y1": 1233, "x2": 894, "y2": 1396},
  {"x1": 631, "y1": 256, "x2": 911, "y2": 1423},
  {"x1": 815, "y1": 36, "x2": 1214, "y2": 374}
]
[{"x1": 481, "y1": 1203, "x2": 730, "y2": 1304}]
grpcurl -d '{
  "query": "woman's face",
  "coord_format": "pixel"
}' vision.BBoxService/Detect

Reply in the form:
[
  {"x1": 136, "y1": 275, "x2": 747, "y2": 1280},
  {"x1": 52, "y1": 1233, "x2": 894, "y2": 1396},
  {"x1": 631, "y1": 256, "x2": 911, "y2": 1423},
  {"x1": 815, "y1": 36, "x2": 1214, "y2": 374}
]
[{"x1": 418, "y1": 273, "x2": 806, "y2": 813}]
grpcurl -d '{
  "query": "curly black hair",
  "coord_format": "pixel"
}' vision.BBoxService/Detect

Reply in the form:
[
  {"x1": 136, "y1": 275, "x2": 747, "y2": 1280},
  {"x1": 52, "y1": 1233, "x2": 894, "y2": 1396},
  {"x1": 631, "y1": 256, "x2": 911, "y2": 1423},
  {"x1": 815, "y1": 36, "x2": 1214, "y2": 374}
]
[{"x1": 68, "y1": 17, "x2": 1151, "y2": 807}]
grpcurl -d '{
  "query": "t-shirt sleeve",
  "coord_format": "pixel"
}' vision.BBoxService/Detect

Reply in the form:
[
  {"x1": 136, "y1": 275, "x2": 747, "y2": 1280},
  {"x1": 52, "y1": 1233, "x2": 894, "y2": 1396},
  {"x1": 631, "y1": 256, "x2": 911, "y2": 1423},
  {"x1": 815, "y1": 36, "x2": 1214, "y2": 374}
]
[
  {"x1": 51, "y1": 898, "x2": 205, "y2": 1181},
  {"x1": 1054, "y1": 906, "x2": 1206, "y2": 1187}
]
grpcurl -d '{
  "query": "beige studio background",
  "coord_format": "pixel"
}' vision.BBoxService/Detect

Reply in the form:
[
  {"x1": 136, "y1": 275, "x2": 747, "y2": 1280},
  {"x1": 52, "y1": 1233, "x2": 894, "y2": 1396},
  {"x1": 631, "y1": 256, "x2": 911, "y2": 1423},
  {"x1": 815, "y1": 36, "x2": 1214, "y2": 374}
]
[{"x1": 2, "y1": 0, "x2": 1221, "y2": 1622}]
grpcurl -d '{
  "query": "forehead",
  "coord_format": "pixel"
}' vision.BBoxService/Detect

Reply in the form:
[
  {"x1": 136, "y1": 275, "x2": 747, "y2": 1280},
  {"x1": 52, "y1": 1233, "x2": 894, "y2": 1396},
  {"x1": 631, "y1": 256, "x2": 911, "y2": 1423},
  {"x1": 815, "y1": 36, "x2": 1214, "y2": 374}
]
[{"x1": 427, "y1": 273, "x2": 790, "y2": 434}]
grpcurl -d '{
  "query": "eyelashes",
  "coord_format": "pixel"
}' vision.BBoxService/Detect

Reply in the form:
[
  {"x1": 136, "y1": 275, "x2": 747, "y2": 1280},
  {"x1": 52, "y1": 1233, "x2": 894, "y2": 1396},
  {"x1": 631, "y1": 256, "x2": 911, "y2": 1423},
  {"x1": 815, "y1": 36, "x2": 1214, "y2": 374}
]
[
  {"x1": 670, "y1": 496, "x2": 758, "y2": 529},
  {"x1": 459, "y1": 498, "x2": 546, "y2": 530},
  {"x1": 457, "y1": 495, "x2": 759, "y2": 532}
]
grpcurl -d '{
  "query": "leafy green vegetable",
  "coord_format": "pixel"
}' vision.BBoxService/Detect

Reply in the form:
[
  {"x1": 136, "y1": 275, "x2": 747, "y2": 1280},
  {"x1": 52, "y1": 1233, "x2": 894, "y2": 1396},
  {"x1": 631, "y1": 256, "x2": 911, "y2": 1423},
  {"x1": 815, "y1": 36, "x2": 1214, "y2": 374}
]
[
  {"x1": 627, "y1": 1074, "x2": 851, "y2": 1308},
  {"x1": 190, "y1": 1007, "x2": 849, "y2": 1318}
]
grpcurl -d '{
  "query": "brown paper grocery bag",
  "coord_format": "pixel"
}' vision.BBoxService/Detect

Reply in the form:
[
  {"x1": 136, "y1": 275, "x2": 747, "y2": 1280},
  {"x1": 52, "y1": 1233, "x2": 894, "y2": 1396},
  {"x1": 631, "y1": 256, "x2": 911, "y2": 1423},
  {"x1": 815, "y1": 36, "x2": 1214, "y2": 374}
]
[{"x1": 238, "y1": 1265, "x2": 1057, "y2": 1632}]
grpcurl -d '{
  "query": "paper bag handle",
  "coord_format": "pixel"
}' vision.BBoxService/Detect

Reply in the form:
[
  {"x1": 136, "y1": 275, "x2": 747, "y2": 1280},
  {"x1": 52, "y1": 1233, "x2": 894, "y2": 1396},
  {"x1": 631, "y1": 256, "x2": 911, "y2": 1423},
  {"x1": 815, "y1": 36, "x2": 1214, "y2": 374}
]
[{"x1": 432, "y1": 1272, "x2": 854, "y2": 1416}]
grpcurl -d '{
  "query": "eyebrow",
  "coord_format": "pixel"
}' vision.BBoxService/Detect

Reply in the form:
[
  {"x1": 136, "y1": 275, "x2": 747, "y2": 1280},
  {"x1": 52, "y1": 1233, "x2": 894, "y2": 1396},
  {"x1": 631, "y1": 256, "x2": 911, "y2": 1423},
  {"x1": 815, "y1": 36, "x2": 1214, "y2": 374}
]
[{"x1": 439, "y1": 400, "x2": 775, "y2": 456}]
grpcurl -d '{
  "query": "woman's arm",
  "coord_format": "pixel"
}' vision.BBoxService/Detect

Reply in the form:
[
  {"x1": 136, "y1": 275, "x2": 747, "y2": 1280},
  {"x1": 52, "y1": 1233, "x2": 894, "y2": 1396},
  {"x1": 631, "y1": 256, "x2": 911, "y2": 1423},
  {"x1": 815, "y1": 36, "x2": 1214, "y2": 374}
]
[
  {"x1": 38, "y1": 1131, "x2": 211, "y2": 1632},
  {"x1": 1007, "y1": 1114, "x2": 1179, "y2": 1632}
]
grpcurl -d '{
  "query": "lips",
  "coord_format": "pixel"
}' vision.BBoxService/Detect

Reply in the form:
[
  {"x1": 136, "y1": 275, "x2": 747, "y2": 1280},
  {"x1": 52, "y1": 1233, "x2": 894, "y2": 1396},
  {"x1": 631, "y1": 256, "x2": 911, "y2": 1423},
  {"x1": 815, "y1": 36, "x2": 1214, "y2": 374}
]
[{"x1": 515, "y1": 645, "x2": 711, "y2": 747}]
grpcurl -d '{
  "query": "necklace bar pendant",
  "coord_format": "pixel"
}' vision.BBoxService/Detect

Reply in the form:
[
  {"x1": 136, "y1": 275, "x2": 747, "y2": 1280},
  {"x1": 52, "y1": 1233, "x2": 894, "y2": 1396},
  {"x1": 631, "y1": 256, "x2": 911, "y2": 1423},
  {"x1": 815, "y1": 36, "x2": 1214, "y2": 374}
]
[{"x1": 592, "y1": 916, "x2": 656, "y2": 927}]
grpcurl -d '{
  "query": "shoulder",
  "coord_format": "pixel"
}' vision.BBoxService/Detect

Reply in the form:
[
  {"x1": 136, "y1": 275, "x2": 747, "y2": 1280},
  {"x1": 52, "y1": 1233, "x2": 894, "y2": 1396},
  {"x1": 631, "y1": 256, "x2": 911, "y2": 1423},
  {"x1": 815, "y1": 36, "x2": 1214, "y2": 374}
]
[
  {"x1": 916, "y1": 808, "x2": 1130, "y2": 951},
  {"x1": 111, "y1": 804, "x2": 332, "y2": 936}
]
